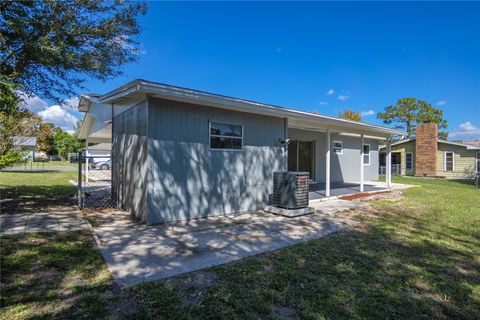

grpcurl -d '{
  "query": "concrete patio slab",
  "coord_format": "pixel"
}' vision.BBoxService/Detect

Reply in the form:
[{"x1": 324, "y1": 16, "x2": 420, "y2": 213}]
[
  {"x1": 92, "y1": 202, "x2": 363, "y2": 287},
  {"x1": 0, "y1": 211, "x2": 89, "y2": 236}
]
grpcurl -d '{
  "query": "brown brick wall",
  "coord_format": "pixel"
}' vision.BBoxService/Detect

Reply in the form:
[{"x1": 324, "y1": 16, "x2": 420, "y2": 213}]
[{"x1": 415, "y1": 122, "x2": 438, "y2": 176}]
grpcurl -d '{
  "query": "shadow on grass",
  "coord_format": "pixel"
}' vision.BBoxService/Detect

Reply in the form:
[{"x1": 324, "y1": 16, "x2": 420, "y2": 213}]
[
  {"x1": 0, "y1": 230, "x2": 116, "y2": 319},
  {"x1": 127, "y1": 207, "x2": 480, "y2": 319},
  {"x1": 0, "y1": 184, "x2": 77, "y2": 214}
]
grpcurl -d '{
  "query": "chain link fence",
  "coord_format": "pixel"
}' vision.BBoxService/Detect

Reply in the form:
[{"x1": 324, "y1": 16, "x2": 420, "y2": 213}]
[{"x1": 77, "y1": 151, "x2": 116, "y2": 209}]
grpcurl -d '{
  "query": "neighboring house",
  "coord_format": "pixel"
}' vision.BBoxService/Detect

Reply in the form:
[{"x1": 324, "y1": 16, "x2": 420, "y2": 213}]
[
  {"x1": 380, "y1": 122, "x2": 480, "y2": 179},
  {"x1": 460, "y1": 140, "x2": 480, "y2": 147},
  {"x1": 78, "y1": 79, "x2": 403, "y2": 224},
  {"x1": 12, "y1": 136, "x2": 37, "y2": 161}
]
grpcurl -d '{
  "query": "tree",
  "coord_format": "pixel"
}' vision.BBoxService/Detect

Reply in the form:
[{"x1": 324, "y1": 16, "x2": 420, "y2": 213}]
[
  {"x1": 37, "y1": 123, "x2": 56, "y2": 154},
  {"x1": 377, "y1": 97, "x2": 448, "y2": 139},
  {"x1": 53, "y1": 128, "x2": 84, "y2": 159},
  {"x1": 339, "y1": 109, "x2": 361, "y2": 122},
  {"x1": 0, "y1": 0, "x2": 147, "y2": 101},
  {"x1": 0, "y1": 82, "x2": 41, "y2": 168}
]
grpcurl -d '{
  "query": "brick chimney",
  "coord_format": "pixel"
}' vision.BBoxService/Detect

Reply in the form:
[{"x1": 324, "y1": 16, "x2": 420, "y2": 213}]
[{"x1": 415, "y1": 122, "x2": 438, "y2": 177}]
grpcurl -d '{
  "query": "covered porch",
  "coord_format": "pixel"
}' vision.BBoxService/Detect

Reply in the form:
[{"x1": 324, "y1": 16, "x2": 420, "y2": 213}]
[{"x1": 286, "y1": 116, "x2": 402, "y2": 199}]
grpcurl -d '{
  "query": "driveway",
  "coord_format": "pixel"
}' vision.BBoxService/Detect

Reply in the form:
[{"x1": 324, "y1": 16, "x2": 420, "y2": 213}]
[{"x1": 92, "y1": 200, "x2": 363, "y2": 287}]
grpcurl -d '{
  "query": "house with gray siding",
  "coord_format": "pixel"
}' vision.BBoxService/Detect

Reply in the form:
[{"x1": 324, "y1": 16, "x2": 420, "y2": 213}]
[{"x1": 78, "y1": 79, "x2": 403, "y2": 224}]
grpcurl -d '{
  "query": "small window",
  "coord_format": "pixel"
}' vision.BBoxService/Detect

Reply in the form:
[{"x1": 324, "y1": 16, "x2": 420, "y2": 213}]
[
  {"x1": 333, "y1": 141, "x2": 343, "y2": 154},
  {"x1": 444, "y1": 152, "x2": 454, "y2": 171},
  {"x1": 210, "y1": 122, "x2": 243, "y2": 150},
  {"x1": 363, "y1": 144, "x2": 370, "y2": 165},
  {"x1": 405, "y1": 153, "x2": 413, "y2": 171}
]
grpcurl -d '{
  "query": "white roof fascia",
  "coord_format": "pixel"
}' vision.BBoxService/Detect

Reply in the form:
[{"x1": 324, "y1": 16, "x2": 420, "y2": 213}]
[
  {"x1": 439, "y1": 139, "x2": 480, "y2": 150},
  {"x1": 96, "y1": 79, "x2": 405, "y2": 137},
  {"x1": 339, "y1": 133, "x2": 391, "y2": 141}
]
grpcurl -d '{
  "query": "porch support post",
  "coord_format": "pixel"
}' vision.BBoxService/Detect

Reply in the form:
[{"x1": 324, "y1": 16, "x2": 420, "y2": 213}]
[
  {"x1": 360, "y1": 134, "x2": 364, "y2": 192},
  {"x1": 85, "y1": 146, "x2": 89, "y2": 186},
  {"x1": 386, "y1": 139, "x2": 392, "y2": 188},
  {"x1": 325, "y1": 129, "x2": 331, "y2": 197}
]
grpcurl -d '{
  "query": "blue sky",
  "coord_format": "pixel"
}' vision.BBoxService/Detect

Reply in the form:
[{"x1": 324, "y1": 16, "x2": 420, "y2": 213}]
[{"x1": 30, "y1": 2, "x2": 480, "y2": 140}]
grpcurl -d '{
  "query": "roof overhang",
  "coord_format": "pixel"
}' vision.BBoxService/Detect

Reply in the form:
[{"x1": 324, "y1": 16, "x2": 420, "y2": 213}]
[
  {"x1": 439, "y1": 139, "x2": 480, "y2": 150},
  {"x1": 96, "y1": 80, "x2": 404, "y2": 138},
  {"x1": 77, "y1": 94, "x2": 101, "y2": 112},
  {"x1": 379, "y1": 138, "x2": 480, "y2": 150}
]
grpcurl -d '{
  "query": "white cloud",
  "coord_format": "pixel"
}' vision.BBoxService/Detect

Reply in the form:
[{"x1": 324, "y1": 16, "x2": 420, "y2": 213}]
[
  {"x1": 360, "y1": 110, "x2": 375, "y2": 117},
  {"x1": 16, "y1": 92, "x2": 81, "y2": 131},
  {"x1": 61, "y1": 97, "x2": 80, "y2": 110},
  {"x1": 337, "y1": 94, "x2": 349, "y2": 101},
  {"x1": 436, "y1": 100, "x2": 447, "y2": 106},
  {"x1": 449, "y1": 121, "x2": 480, "y2": 140},
  {"x1": 17, "y1": 91, "x2": 48, "y2": 113},
  {"x1": 38, "y1": 105, "x2": 79, "y2": 131},
  {"x1": 319, "y1": 101, "x2": 328, "y2": 106},
  {"x1": 326, "y1": 89, "x2": 334, "y2": 95}
]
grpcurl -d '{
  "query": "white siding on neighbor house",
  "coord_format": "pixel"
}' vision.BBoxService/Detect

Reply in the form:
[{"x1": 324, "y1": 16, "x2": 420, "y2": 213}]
[{"x1": 436, "y1": 143, "x2": 477, "y2": 178}]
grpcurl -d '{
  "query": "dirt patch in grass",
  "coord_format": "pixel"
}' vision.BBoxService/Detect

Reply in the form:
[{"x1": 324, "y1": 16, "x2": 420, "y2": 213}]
[
  {"x1": 339, "y1": 190, "x2": 390, "y2": 200},
  {"x1": 166, "y1": 270, "x2": 218, "y2": 306},
  {"x1": 270, "y1": 305, "x2": 297, "y2": 319},
  {"x1": 82, "y1": 208, "x2": 132, "y2": 227}
]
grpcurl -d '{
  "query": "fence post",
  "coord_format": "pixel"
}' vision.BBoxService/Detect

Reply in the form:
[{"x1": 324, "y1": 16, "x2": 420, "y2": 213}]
[{"x1": 77, "y1": 151, "x2": 83, "y2": 209}]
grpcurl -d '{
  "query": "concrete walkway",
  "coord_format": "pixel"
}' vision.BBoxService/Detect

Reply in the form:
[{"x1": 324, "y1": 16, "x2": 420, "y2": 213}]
[
  {"x1": 0, "y1": 211, "x2": 89, "y2": 236},
  {"x1": 92, "y1": 200, "x2": 364, "y2": 287}
]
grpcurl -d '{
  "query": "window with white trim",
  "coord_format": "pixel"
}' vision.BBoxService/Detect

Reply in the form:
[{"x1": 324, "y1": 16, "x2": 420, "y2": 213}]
[
  {"x1": 363, "y1": 144, "x2": 370, "y2": 165},
  {"x1": 444, "y1": 151, "x2": 454, "y2": 171},
  {"x1": 333, "y1": 141, "x2": 343, "y2": 154},
  {"x1": 405, "y1": 152, "x2": 413, "y2": 171},
  {"x1": 209, "y1": 122, "x2": 243, "y2": 150}
]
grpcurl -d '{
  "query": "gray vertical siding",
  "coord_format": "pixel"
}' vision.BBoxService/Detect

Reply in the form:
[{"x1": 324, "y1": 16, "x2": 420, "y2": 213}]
[
  {"x1": 146, "y1": 97, "x2": 287, "y2": 224},
  {"x1": 111, "y1": 97, "x2": 380, "y2": 225},
  {"x1": 330, "y1": 133, "x2": 379, "y2": 182},
  {"x1": 288, "y1": 129, "x2": 379, "y2": 183},
  {"x1": 112, "y1": 100, "x2": 149, "y2": 222}
]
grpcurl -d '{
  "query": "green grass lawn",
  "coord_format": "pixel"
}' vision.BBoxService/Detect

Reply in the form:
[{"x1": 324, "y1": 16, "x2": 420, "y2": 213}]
[
  {"x1": 0, "y1": 231, "x2": 115, "y2": 319},
  {"x1": 1, "y1": 177, "x2": 479, "y2": 319},
  {"x1": 0, "y1": 171, "x2": 77, "y2": 213},
  {"x1": 128, "y1": 177, "x2": 480, "y2": 319}
]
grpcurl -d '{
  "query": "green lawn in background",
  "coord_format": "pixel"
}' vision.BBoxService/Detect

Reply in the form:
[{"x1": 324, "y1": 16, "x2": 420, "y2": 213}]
[{"x1": 1, "y1": 176, "x2": 479, "y2": 319}]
